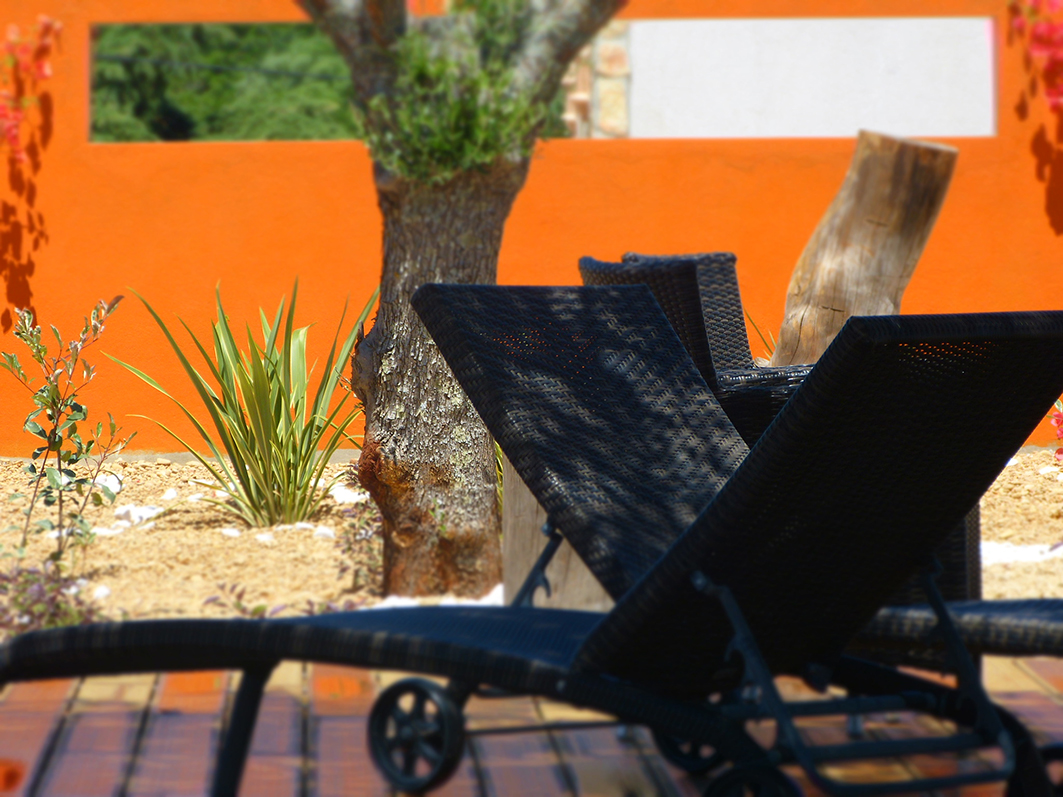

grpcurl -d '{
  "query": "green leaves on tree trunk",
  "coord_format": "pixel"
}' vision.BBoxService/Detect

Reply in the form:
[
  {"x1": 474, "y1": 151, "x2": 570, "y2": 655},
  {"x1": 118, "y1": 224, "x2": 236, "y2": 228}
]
[{"x1": 361, "y1": 0, "x2": 550, "y2": 185}]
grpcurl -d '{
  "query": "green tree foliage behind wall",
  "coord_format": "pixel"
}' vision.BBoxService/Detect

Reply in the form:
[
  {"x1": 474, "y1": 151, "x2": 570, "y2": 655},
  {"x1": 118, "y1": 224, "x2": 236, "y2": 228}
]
[
  {"x1": 91, "y1": 23, "x2": 568, "y2": 143},
  {"x1": 92, "y1": 23, "x2": 365, "y2": 142}
]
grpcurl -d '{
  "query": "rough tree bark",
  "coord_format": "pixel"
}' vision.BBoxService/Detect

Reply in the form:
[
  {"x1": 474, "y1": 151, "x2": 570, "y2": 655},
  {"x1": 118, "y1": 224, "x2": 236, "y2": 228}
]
[
  {"x1": 770, "y1": 130, "x2": 958, "y2": 366},
  {"x1": 300, "y1": 0, "x2": 625, "y2": 595},
  {"x1": 354, "y1": 162, "x2": 528, "y2": 595}
]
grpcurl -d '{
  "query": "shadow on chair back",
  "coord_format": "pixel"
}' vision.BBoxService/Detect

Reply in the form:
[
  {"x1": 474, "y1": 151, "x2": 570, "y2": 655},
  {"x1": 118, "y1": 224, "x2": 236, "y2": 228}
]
[{"x1": 579, "y1": 252, "x2": 983, "y2": 621}]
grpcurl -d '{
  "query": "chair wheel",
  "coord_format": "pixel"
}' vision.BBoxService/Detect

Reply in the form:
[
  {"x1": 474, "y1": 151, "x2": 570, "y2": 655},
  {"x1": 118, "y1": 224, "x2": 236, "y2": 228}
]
[
  {"x1": 367, "y1": 677, "x2": 465, "y2": 793},
  {"x1": 703, "y1": 764, "x2": 802, "y2": 797},
  {"x1": 652, "y1": 728, "x2": 724, "y2": 774}
]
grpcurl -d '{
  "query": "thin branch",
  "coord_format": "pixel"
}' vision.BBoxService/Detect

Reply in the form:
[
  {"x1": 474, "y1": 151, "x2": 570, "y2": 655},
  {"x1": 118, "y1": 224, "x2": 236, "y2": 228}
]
[
  {"x1": 512, "y1": 0, "x2": 626, "y2": 105},
  {"x1": 296, "y1": 0, "x2": 407, "y2": 104}
]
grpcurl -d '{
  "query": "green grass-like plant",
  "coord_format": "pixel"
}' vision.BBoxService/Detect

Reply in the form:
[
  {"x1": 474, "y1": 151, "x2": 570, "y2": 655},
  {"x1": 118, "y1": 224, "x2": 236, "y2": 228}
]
[{"x1": 111, "y1": 282, "x2": 378, "y2": 526}]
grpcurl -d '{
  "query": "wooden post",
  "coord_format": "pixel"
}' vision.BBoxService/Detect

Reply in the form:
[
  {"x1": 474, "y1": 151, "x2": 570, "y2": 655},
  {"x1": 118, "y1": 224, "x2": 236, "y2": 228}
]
[
  {"x1": 770, "y1": 130, "x2": 958, "y2": 367},
  {"x1": 502, "y1": 456, "x2": 614, "y2": 612}
]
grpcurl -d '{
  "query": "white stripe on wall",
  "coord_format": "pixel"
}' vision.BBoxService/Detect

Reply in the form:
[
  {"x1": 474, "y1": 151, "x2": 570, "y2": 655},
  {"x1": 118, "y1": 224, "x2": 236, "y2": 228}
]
[{"x1": 628, "y1": 17, "x2": 995, "y2": 138}]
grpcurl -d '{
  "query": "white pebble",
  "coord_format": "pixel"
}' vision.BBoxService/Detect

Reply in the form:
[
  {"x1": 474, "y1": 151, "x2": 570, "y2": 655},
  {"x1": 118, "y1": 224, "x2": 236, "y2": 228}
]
[
  {"x1": 93, "y1": 473, "x2": 123, "y2": 494},
  {"x1": 370, "y1": 595, "x2": 421, "y2": 610},
  {"x1": 982, "y1": 540, "x2": 1063, "y2": 565},
  {"x1": 114, "y1": 504, "x2": 164, "y2": 525},
  {"x1": 1006, "y1": 457, "x2": 1020, "y2": 467},
  {"x1": 188, "y1": 493, "x2": 204, "y2": 502},
  {"x1": 220, "y1": 528, "x2": 241, "y2": 538},
  {"x1": 255, "y1": 532, "x2": 275, "y2": 544},
  {"x1": 93, "y1": 585, "x2": 111, "y2": 600},
  {"x1": 293, "y1": 522, "x2": 315, "y2": 530},
  {"x1": 313, "y1": 526, "x2": 336, "y2": 540},
  {"x1": 214, "y1": 490, "x2": 231, "y2": 499},
  {"x1": 329, "y1": 484, "x2": 370, "y2": 504},
  {"x1": 1039, "y1": 466, "x2": 1061, "y2": 475},
  {"x1": 161, "y1": 488, "x2": 178, "y2": 501},
  {"x1": 373, "y1": 583, "x2": 505, "y2": 611}
]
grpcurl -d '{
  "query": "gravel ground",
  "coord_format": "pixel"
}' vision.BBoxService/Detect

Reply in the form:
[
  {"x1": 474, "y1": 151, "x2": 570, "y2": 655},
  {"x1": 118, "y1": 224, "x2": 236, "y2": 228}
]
[
  {"x1": 1, "y1": 444, "x2": 1062, "y2": 619},
  {"x1": 0, "y1": 456, "x2": 383, "y2": 620},
  {"x1": 980, "y1": 446, "x2": 1063, "y2": 599}
]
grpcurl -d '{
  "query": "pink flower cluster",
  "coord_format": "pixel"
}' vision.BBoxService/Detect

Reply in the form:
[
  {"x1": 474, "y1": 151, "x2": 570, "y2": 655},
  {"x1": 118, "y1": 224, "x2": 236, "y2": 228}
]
[
  {"x1": 1013, "y1": 0, "x2": 1063, "y2": 108},
  {"x1": 0, "y1": 15, "x2": 60, "y2": 163},
  {"x1": 1052, "y1": 407, "x2": 1063, "y2": 461}
]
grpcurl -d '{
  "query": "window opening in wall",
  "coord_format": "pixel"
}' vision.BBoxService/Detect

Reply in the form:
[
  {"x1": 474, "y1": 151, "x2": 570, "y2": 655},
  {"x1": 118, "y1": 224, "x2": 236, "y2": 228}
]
[
  {"x1": 91, "y1": 24, "x2": 359, "y2": 142},
  {"x1": 90, "y1": 23, "x2": 576, "y2": 143}
]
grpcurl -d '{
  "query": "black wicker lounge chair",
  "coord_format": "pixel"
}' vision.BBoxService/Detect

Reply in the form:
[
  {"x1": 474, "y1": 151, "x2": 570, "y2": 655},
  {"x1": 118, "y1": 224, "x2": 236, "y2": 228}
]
[
  {"x1": 1, "y1": 286, "x2": 1061, "y2": 797},
  {"x1": 579, "y1": 252, "x2": 811, "y2": 447},
  {"x1": 579, "y1": 252, "x2": 980, "y2": 609}
]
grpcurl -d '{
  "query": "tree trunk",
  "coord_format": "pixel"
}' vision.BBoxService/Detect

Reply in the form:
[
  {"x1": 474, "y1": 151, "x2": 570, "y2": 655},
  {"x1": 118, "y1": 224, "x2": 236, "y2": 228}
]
[
  {"x1": 352, "y1": 159, "x2": 530, "y2": 596},
  {"x1": 769, "y1": 131, "x2": 958, "y2": 366}
]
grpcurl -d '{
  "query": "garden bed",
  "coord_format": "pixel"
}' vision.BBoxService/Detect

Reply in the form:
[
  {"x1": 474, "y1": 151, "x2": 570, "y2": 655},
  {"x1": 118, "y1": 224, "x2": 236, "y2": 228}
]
[
  {"x1": 0, "y1": 457, "x2": 384, "y2": 620},
  {"x1": 1, "y1": 446, "x2": 1062, "y2": 621}
]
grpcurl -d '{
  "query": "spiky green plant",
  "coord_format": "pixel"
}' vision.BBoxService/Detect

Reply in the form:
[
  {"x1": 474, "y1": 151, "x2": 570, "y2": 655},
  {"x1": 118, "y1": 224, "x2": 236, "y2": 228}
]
[{"x1": 111, "y1": 282, "x2": 377, "y2": 526}]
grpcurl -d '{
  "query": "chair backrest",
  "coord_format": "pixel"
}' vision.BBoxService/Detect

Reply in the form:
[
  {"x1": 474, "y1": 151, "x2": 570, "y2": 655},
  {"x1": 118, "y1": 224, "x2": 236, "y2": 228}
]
[
  {"x1": 575, "y1": 310, "x2": 1063, "y2": 694},
  {"x1": 412, "y1": 284, "x2": 749, "y2": 600},
  {"x1": 579, "y1": 252, "x2": 755, "y2": 387}
]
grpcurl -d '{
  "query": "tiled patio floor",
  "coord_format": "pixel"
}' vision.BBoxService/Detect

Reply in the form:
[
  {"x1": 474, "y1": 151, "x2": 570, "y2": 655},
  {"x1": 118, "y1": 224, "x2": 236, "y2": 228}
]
[{"x1": 0, "y1": 656, "x2": 1061, "y2": 796}]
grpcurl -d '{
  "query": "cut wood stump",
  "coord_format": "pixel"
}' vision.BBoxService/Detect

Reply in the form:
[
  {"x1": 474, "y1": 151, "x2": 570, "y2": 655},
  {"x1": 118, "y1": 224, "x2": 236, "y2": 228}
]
[
  {"x1": 770, "y1": 130, "x2": 958, "y2": 367},
  {"x1": 501, "y1": 456, "x2": 613, "y2": 612}
]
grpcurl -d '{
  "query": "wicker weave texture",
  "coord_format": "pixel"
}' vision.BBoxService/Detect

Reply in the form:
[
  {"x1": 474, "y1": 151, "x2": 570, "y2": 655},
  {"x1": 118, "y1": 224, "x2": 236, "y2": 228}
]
[
  {"x1": 413, "y1": 284, "x2": 749, "y2": 600},
  {"x1": 0, "y1": 607, "x2": 598, "y2": 695},
  {"x1": 857, "y1": 599, "x2": 1063, "y2": 659},
  {"x1": 579, "y1": 255, "x2": 720, "y2": 386},
  {"x1": 577, "y1": 310, "x2": 1063, "y2": 694},
  {"x1": 621, "y1": 251, "x2": 755, "y2": 371},
  {"x1": 580, "y1": 253, "x2": 794, "y2": 447},
  {"x1": 579, "y1": 254, "x2": 980, "y2": 610}
]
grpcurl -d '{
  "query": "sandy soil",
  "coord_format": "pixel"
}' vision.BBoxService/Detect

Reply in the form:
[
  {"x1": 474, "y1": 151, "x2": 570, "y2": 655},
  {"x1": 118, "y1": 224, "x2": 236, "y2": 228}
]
[
  {"x1": 0, "y1": 455, "x2": 383, "y2": 620},
  {"x1": 2, "y1": 445, "x2": 1063, "y2": 619},
  {"x1": 980, "y1": 446, "x2": 1063, "y2": 599}
]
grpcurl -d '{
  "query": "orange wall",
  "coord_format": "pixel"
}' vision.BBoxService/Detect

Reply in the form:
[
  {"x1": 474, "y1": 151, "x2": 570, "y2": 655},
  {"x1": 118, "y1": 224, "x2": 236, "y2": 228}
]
[{"x1": 1, "y1": 0, "x2": 1061, "y2": 456}]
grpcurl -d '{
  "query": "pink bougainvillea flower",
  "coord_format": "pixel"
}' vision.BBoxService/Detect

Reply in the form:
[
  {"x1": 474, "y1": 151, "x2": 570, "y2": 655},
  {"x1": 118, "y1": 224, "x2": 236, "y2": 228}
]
[
  {"x1": 12, "y1": 43, "x2": 33, "y2": 74},
  {"x1": 1042, "y1": 56, "x2": 1063, "y2": 109},
  {"x1": 1056, "y1": 447, "x2": 1063, "y2": 462},
  {"x1": 0, "y1": 15, "x2": 57, "y2": 161},
  {"x1": 1050, "y1": 0, "x2": 1063, "y2": 12},
  {"x1": 1015, "y1": 14, "x2": 1029, "y2": 34},
  {"x1": 1030, "y1": 20, "x2": 1063, "y2": 57}
]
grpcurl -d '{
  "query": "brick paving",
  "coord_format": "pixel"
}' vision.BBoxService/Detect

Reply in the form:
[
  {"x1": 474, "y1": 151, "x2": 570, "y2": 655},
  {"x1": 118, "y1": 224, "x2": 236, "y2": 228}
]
[{"x1": 0, "y1": 656, "x2": 1059, "y2": 796}]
